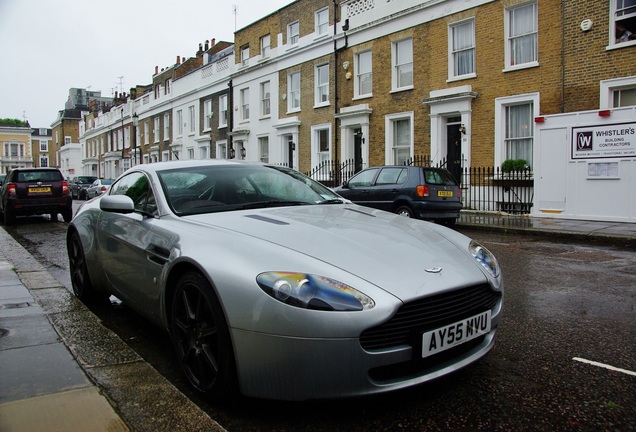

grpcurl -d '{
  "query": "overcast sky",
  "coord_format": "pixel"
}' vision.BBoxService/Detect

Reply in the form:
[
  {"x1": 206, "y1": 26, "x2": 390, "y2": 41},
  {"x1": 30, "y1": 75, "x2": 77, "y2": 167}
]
[{"x1": 0, "y1": 0, "x2": 292, "y2": 128}]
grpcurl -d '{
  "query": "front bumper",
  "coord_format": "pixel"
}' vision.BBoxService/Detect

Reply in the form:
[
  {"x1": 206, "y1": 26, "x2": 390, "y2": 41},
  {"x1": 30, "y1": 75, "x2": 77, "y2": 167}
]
[{"x1": 231, "y1": 294, "x2": 502, "y2": 401}]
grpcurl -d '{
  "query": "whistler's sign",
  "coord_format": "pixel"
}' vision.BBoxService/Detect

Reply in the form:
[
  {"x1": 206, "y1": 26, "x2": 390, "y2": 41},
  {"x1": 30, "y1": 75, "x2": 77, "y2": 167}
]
[{"x1": 572, "y1": 122, "x2": 636, "y2": 159}]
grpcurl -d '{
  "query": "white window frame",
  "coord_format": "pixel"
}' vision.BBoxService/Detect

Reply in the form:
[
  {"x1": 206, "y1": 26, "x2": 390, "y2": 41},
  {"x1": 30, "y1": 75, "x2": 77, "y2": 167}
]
[
  {"x1": 153, "y1": 118, "x2": 160, "y2": 143},
  {"x1": 311, "y1": 124, "x2": 332, "y2": 179},
  {"x1": 315, "y1": 63, "x2": 330, "y2": 107},
  {"x1": 260, "y1": 81, "x2": 271, "y2": 117},
  {"x1": 448, "y1": 18, "x2": 476, "y2": 81},
  {"x1": 494, "y1": 93, "x2": 540, "y2": 169},
  {"x1": 163, "y1": 113, "x2": 170, "y2": 140},
  {"x1": 609, "y1": 0, "x2": 636, "y2": 48},
  {"x1": 216, "y1": 140, "x2": 227, "y2": 159},
  {"x1": 260, "y1": 34, "x2": 271, "y2": 58},
  {"x1": 315, "y1": 8, "x2": 329, "y2": 36},
  {"x1": 176, "y1": 110, "x2": 183, "y2": 137},
  {"x1": 354, "y1": 50, "x2": 373, "y2": 99},
  {"x1": 240, "y1": 45, "x2": 250, "y2": 66},
  {"x1": 288, "y1": 21, "x2": 300, "y2": 45},
  {"x1": 40, "y1": 140, "x2": 48, "y2": 152},
  {"x1": 204, "y1": 99, "x2": 212, "y2": 130},
  {"x1": 504, "y1": 1, "x2": 538, "y2": 71},
  {"x1": 65, "y1": 136, "x2": 72, "y2": 145},
  {"x1": 600, "y1": 76, "x2": 636, "y2": 108},
  {"x1": 288, "y1": 71, "x2": 301, "y2": 112},
  {"x1": 240, "y1": 88, "x2": 250, "y2": 121},
  {"x1": 188, "y1": 106, "x2": 195, "y2": 134},
  {"x1": 384, "y1": 113, "x2": 414, "y2": 165},
  {"x1": 258, "y1": 136, "x2": 270, "y2": 162},
  {"x1": 219, "y1": 95, "x2": 228, "y2": 127},
  {"x1": 392, "y1": 38, "x2": 413, "y2": 92}
]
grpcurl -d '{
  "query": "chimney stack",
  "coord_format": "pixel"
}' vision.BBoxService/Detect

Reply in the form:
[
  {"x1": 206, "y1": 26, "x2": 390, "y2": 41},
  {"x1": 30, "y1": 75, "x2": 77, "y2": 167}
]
[
  {"x1": 205, "y1": 40, "x2": 209, "y2": 51},
  {"x1": 177, "y1": 55, "x2": 181, "y2": 64},
  {"x1": 155, "y1": 66, "x2": 159, "y2": 75}
]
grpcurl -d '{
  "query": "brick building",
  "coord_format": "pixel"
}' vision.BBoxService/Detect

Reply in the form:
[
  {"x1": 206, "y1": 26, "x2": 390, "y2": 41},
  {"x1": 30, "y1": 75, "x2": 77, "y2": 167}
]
[{"x1": 70, "y1": 0, "x2": 634, "y2": 216}]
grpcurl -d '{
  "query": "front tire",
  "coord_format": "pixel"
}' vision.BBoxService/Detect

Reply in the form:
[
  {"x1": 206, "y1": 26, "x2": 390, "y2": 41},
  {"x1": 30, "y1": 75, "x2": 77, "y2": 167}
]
[
  {"x1": 68, "y1": 231, "x2": 109, "y2": 304},
  {"x1": 63, "y1": 207, "x2": 73, "y2": 223},
  {"x1": 170, "y1": 271, "x2": 237, "y2": 399}
]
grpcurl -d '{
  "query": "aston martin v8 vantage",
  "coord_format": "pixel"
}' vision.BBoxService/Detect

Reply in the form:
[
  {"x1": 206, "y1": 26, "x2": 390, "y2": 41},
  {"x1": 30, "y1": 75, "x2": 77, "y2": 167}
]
[{"x1": 67, "y1": 160, "x2": 503, "y2": 401}]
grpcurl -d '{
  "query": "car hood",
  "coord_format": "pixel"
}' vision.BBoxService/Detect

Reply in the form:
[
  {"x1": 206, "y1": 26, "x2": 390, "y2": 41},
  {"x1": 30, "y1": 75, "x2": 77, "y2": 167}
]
[{"x1": 185, "y1": 204, "x2": 488, "y2": 300}]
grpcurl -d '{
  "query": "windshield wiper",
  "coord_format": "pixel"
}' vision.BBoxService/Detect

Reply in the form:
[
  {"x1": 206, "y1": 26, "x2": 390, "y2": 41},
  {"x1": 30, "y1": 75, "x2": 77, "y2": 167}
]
[{"x1": 318, "y1": 198, "x2": 344, "y2": 205}]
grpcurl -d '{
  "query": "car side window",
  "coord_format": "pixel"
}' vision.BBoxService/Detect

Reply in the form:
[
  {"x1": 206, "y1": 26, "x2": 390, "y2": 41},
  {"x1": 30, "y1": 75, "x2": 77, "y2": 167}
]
[
  {"x1": 376, "y1": 168, "x2": 407, "y2": 185},
  {"x1": 110, "y1": 172, "x2": 158, "y2": 215},
  {"x1": 348, "y1": 168, "x2": 379, "y2": 187}
]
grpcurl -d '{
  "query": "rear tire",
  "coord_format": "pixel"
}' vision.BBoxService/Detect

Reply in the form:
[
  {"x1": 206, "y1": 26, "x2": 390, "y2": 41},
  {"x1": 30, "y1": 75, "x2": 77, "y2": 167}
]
[
  {"x1": 170, "y1": 271, "x2": 238, "y2": 400},
  {"x1": 3, "y1": 207, "x2": 15, "y2": 225},
  {"x1": 63, "y1": 207, "x2": 73, "y2": 223},
  {"x1": 68, "y1": 231, "x2": 109, "y2": 304},
  {"x1": 50, "y1": 212, "x2": 58, "y2": 222},
  {"x1": 395, "y1": 206, "x2": 414, "y2": 218}
]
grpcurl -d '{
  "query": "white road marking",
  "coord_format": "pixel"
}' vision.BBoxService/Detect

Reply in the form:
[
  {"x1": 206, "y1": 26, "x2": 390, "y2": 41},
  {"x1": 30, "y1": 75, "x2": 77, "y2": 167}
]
[{"x1": 573, "y1": 357, "x2": 636, "y2": 377}]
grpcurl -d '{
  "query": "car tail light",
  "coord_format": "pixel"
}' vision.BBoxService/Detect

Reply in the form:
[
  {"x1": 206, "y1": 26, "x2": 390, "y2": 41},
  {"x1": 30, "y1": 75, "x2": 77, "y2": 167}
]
[
  {"x1": 62, "y1": 181, "x2": 70, "y2": 195},
  {"x1": 100, "y1": 186, "x2": 107, "y2": 191},
  {"x1": 416, "y1": 185, "x2": 429, "y2": 197},
  {"x1": 457, "y1": 188, "x2": 462, "y2": 198},
  {"x1": 7, "y1": 183, "x2": 16, "y2": 197}
]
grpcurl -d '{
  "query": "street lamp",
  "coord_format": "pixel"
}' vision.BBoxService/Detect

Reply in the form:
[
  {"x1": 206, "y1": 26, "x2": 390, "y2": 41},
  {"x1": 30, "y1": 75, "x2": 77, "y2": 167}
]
[{"x1": 132, "y1": 113, "x2": 139, "y2": 165}]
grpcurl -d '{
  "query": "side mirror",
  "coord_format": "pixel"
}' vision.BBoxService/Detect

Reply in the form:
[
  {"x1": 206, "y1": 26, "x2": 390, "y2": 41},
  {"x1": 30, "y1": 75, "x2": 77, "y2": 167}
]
[
  {"x1": 342, "y1": 180, "x2": 349, "y2": 188},
  {"x1": 100, "y1": 195, "x2": 134, "y2": 214}
]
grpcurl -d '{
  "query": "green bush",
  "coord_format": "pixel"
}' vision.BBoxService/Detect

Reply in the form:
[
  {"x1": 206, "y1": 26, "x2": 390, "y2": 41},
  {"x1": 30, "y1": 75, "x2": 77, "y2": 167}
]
[{"x1": 501, "y1": 159, "x2": 528, "y2": 173}]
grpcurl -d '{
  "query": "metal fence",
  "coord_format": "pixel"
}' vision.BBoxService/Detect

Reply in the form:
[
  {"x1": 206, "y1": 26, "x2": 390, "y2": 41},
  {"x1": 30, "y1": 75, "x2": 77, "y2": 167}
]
[{"x1": 306, "y1": 156, "x2": 534, "y2": 215}]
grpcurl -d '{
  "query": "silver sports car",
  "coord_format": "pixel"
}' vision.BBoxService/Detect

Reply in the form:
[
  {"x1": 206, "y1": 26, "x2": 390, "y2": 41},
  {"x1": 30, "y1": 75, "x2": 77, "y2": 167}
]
[{"x1": 67, "y1": 160, "x2": 503, "y2": 401}]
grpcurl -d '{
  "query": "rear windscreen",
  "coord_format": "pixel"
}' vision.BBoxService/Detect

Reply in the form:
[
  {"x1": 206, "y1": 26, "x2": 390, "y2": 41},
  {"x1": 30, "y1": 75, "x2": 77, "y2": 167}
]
[
  {"x1": 424, "y1": 170, "x2": 457, "y2": 186},
  {"x1": 17, "y1": 171, "x2": 62, "y2": 182}
]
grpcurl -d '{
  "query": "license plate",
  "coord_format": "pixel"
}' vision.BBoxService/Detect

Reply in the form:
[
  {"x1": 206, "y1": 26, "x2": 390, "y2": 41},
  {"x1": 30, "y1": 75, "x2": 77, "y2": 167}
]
[
  {"x1": 421, "y1": 310, "x2": 491, "y2": 358},
  {"x1": 437, "y1": 190, "x2": 453, "y2": 197},
  {"x1": 29, "y1": 187, "x2": 51, "y2": 193}
]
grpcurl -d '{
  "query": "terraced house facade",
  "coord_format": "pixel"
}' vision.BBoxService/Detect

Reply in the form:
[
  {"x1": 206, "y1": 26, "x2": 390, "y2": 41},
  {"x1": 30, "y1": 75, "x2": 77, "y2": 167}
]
[{"x1": 73, "y1": 0, "x2": 635, "y2": 217}]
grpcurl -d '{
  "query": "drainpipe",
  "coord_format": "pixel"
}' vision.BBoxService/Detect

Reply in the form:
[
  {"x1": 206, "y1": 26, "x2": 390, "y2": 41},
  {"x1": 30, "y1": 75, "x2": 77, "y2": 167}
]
[
  {"x1": 333, "y1": 0, "x2": 348, "y2": 183},
  {"x1": 561, "y1": 0, "x2": 565, "y2": 113},
  {"x1": 227, "y1": 80, "x2": 233, "y2": 158}
]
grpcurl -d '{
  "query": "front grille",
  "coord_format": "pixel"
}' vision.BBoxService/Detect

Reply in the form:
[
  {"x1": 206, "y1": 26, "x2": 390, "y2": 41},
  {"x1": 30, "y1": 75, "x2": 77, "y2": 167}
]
[{"x1": 360, "y1": 283, "x2": 501, "y2": 351}]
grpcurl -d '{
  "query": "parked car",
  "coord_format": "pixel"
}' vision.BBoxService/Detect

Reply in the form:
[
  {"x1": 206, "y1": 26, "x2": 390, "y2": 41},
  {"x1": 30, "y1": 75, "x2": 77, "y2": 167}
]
[
  {"x1": 67, "y1": 160, "x2": 503, "y2": 401},
  {"x1": 69, "y1": 176, "x2": 98, "y2": 200},
  {"x1": 0, "y1": 174, "x2": 5, "y2": 185},
  {"x1": 334, "y1": 166, "x2": 463, "y2": 226},
  {"x1": 0, "y1": 168, "x2": 73, "y2": 225},
  {"x1": 85, "y1": 178, "x2": 114, "y2": 199}
]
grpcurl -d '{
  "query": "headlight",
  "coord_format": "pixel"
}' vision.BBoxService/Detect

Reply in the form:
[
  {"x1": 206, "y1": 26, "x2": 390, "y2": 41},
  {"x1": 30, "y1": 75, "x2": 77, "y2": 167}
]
[
  {"x1": 256, "y1": 272, "x2": 375, "y2": 311},
  {"x1": 469, "y1": 240, "x2": 500, "y2": 278}
]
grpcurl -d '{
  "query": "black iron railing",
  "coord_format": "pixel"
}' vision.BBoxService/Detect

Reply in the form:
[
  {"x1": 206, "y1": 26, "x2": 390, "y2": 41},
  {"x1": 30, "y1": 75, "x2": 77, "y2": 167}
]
[{"x1": 307, "y1": 157, "x2": 534, "y2": 215}]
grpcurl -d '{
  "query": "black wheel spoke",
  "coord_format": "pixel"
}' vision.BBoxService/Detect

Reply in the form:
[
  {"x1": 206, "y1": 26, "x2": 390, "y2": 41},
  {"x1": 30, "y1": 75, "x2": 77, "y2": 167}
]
[{"x1": 170, "y1": 272, "x2": 235, "y2": 396}]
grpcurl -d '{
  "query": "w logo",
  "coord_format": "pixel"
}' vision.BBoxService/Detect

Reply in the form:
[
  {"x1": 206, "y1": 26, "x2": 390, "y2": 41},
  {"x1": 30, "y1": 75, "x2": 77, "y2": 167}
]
[{"x1": 576, "y1": 132, "x2": 593, "y2": 151}]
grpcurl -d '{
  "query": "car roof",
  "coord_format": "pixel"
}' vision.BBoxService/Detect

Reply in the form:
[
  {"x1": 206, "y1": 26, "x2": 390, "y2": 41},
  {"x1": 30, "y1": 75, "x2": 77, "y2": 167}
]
[{"x1": 130, "y1": 159, "x2": 268, "y2": 175}]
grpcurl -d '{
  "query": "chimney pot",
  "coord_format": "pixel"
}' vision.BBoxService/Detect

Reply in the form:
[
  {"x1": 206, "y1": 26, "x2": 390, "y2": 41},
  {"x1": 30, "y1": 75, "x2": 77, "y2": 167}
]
[
  {"x1": 177, "y1": 55, "x2": 181, "y2": 64},
  {"x1": 155, "y1": 66, "x2": 158, "y2": 75}
]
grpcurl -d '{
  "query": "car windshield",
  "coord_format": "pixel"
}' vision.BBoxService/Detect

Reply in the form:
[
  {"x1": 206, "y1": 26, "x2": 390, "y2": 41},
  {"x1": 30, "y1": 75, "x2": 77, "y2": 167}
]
[
  {"x1": 158, "y1": 164, "x2": 343, "y2": 215},
  {"x1": 79, "y1": 177, "x2": 97, "y2": 183}
]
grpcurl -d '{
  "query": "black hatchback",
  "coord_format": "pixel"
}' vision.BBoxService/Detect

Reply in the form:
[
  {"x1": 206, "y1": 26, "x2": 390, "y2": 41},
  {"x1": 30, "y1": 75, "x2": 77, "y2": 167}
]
[
  {"x1": 0, "y1": 168, "x2": 73, "y2": 225},
  {"x1": 334, "y1": 166, "x2": 462, "y2": 226}
]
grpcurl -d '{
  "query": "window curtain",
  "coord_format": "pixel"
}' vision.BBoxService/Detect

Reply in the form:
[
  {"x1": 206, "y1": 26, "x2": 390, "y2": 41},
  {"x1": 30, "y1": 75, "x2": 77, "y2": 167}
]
[
  {"x1": 510, "y1": 3, "x2": 537, "y2": 65},
  {"x1": 453, "y1": 21, "x2": 475, "y2": 76},
  {"x1": 505, "y1": 104, "x2": 533, "y2": 167}
]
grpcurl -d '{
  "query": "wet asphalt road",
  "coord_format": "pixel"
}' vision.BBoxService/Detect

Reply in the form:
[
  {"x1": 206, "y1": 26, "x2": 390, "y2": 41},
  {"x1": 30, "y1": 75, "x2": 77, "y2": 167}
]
[{"x1": 3, "y1": 211, "x2": 636, "y2": 432}]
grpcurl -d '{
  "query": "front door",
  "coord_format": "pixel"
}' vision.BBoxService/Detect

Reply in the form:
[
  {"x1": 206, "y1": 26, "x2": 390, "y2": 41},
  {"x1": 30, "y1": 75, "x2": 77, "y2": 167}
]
[
  {"x1": 286, "y1": 135, "x2": 294, "y2": 168},
  {"x1": 354, "y1": 128, "x2": 363, "y2": 173},
  {"x1": 446, "y1": 118, "x2": 462, "y2": 184}
]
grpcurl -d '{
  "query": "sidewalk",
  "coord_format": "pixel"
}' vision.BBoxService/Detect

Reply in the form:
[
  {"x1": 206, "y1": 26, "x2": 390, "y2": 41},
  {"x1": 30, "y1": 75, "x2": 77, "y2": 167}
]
[
  {"x1": 0, "y1": 226, "x2": 225, "y2": 432},
  {"x1": 1, "y1": 214, "x2": 634, "y2": 431}
]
